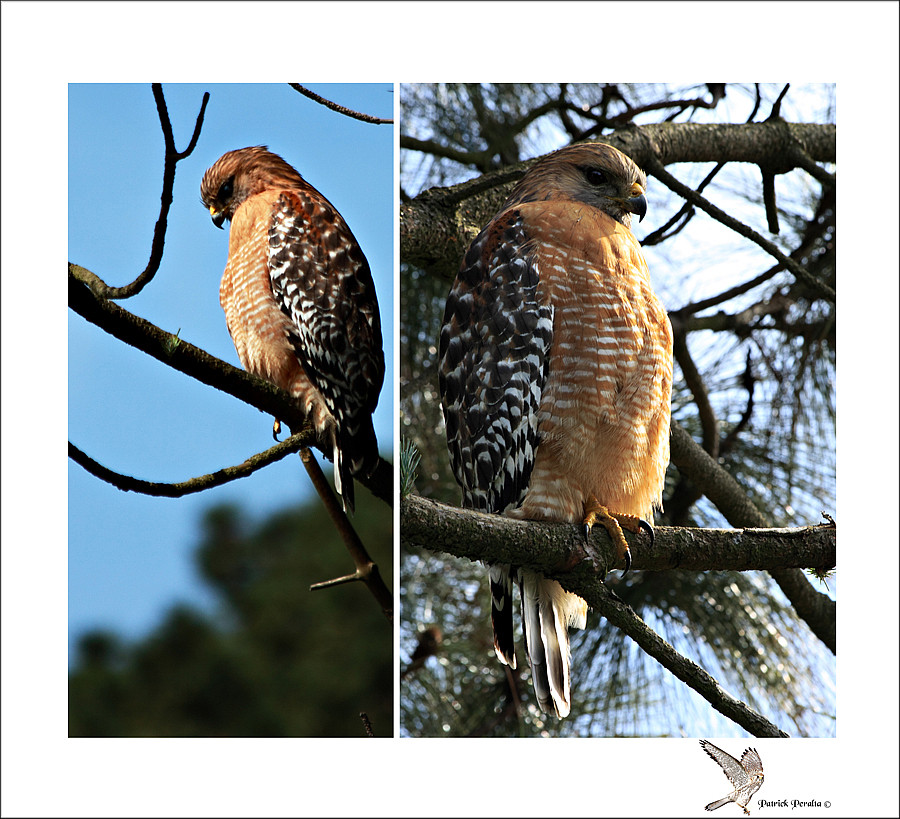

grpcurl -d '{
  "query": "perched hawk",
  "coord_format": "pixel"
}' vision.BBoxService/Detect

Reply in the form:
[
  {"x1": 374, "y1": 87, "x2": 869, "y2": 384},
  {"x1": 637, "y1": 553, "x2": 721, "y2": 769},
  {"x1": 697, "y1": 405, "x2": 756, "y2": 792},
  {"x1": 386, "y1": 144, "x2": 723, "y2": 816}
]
[
  {"x1": 439, "y1": 142, "x2": 673, "y2": 717},
  {"x1": 700, "y1": 740, "x2": 765, "y2": 815},
  {"x1": 200, "y1": 146, "x2": 384, "y2": 512}
]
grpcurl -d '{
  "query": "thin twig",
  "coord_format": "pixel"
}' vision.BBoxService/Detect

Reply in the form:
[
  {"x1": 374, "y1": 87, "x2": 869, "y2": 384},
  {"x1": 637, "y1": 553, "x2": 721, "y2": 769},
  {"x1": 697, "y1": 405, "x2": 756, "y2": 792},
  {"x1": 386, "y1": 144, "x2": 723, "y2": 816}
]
[
  {"x1": 671, "y1": 262, "x2": 785, "y2": 318},
  {"x1": 643, "y1": 156, "x2": 835, "y2": 303},
  {"x1": 288, "y1": 83, "x2": 392, "y2": 124},
  {"x1": 68, "y1": 434, "x2": 311, "y2": 497},
  {"x1": 89, "y1": 84, "x2": 209, "y2": 300},
  {"x1": 300, "y1": 449, "x2": 393, "y2": 622},
  {"x1": 642, "y1": 161, "x2": 724, "y2": 246}
]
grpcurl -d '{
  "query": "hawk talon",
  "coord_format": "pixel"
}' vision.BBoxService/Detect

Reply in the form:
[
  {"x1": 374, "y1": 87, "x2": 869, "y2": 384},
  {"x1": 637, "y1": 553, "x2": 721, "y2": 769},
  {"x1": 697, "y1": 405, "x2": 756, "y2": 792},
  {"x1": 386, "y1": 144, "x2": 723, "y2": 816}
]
[
  {"x1": 272, "y1": 418, "x2": 282, "y2": 442},
  {"x1": 582, "y1": 497, "x2": 635, "y2": 575},
  {"x1": 638, "y1": 518, "x2": 654, "y2": 548}
]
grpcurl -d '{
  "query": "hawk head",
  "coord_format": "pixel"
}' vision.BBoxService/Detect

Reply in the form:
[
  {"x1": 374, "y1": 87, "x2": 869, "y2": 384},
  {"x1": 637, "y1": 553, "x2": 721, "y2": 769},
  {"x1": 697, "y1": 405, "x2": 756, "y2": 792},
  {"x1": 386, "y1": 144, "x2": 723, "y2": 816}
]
[
  {"x1": 503, "y1": 142, "x2": 648, "y2": 228},
  {"x1": 200, "y1": 145, "x2": 307, "y2": 228}
]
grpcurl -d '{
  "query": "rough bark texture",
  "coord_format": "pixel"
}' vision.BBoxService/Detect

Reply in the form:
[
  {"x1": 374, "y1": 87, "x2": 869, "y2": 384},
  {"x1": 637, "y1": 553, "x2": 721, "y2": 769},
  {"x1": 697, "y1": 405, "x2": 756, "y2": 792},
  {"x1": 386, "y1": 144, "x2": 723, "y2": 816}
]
[{"x1": 401, "y1": 121, "x2": 835, "y2": 278}]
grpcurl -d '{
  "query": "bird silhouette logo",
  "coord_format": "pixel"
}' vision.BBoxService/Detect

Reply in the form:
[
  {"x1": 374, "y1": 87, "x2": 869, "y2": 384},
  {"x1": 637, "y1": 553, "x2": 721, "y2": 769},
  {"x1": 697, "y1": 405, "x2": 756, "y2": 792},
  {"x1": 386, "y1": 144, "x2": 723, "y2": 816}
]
[{"x1": 699, "y1": 740, "x2": 765, "y2": 815}]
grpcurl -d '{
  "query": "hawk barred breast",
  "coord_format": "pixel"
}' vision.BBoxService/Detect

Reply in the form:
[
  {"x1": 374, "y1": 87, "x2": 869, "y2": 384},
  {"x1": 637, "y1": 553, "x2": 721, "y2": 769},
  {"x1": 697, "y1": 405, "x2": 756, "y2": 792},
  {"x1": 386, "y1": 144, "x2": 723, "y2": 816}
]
[
  {"x1": 200, "y1": 146, "x2": 384, "y2": 513},
  {"x1": 438, "y1": 142, "x2": 673, "y2": 718}
]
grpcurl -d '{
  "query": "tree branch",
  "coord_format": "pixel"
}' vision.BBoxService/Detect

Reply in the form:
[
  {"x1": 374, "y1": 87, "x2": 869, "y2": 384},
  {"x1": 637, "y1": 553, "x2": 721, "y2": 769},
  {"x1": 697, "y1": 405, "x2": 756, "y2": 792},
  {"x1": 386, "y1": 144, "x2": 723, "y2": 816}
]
[
  {"x1": 302, "y1": 450, "x2": 393, "y2": 623},
  {"x1": 640, "y1": 155, "x2": 835, "y2": 303},
  {"x1": 69, "y1": 264, "x2": 393, "y2": 508},
  {"x1": 288, "y1": 83, "x2": 392, "y2": 124},
  {"x1": 401, "y1": 120, "x2": 835, "y2": 279},
  {"x1": 589, "y1": 580, "x2": 789, "y2": 737},
  {"x1": 84, "y1": 84, "x2": 209, "y2": 300},
  {"x1": 68, "y1": 434, "x2": 312, "y2": 497},
  {"x1": 670, "y1": 421, "x2": 836, "y2": 653},
  {"x1": 400, "y1": 494, "x2": 835, "y2": 576},
  {"x1": 401, "y1": 494, "x2": 816, "y2": 738}
]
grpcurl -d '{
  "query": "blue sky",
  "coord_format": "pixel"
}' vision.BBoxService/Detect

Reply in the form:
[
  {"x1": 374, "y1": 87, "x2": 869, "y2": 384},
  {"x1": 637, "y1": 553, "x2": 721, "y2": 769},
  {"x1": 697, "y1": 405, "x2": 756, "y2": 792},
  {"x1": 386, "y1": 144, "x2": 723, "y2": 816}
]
[{"x1": 68, "y1": 83, "x2": 395, "y2": 660}]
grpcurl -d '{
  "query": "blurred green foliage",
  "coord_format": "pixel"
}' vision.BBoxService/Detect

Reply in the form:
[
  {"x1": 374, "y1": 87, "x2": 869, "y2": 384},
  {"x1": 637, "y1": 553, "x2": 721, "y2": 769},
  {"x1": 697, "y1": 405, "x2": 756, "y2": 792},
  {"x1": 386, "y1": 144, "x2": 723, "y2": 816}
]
[{"x1": 69, "y1": 491, "x2": 392, "y2": 737}]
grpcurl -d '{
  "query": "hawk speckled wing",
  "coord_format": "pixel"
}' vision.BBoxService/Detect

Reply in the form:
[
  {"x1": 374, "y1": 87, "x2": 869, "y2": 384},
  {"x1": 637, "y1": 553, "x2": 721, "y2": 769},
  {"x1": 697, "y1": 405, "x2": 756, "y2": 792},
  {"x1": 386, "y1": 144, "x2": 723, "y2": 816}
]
[
  {"x1": 438, "y1": 142, "x2": 673, "y2": 718},
  {"x1": 200, "y1": 146, "x2": 384, "y2": 512},
  {"x1": 700, "y1": 740, "x2": 765, "y2": 814}
]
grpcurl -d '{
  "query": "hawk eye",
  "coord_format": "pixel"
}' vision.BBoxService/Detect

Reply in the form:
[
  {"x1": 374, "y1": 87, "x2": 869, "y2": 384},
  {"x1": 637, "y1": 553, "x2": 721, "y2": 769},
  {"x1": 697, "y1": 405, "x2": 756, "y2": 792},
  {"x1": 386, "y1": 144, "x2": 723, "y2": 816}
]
[
  {"x1": 583, "y1": 167, "x2": 608, "y2": 187},
  {"x1": 219, "y1": 176, "x2": 234, "y2": 201}
]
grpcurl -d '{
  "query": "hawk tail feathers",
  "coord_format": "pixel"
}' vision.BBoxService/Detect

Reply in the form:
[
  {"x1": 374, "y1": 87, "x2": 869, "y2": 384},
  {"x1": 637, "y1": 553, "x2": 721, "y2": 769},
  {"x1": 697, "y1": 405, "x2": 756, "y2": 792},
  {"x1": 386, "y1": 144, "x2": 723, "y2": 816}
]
[
  {"x1": 705, "y1": 797, "x2": 733, "y2": 812},
  {"x1": 332, "y1": 435, "x2": 355, "y2": 515},
  {"x1": 335, "y1": 417, "x2": 380, "y2": 514},
  {"x1": 343, "y1": 414, "x2": 381, "y2": 479},
  {"x1": 520, "y1": 572, "x2": 587, "y2": 718},
  {"x1": 490, "y1": 565, "x2": 516, "y2": 668}
]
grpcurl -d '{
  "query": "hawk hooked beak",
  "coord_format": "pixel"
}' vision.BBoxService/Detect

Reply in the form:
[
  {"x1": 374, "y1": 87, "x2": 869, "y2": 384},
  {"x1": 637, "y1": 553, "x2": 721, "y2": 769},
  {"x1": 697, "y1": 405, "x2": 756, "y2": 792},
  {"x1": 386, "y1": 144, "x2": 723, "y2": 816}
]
[
  {"x1": 625, "y1": 181, "x2": 648, "y2": 222},
  {"x1": 209, "y1": 206, "x2": 226, "y2": 229}
]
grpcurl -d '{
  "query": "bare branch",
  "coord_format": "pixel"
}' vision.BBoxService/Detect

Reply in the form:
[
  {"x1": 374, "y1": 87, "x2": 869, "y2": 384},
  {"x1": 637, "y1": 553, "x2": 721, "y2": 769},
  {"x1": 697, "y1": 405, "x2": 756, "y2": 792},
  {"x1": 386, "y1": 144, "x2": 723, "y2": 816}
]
[
  {"x1": 641, "y1": 160, "x2": 724, "y2": 247},
  {"x1": 641, "y1": 155, "x2": 835, "y2": 303},
  {"x1": 402, "y1": 493, "x2": 830, "y2": 738},
  {"x1": 671, "y1": 262, "x2": 785, "y2": 317},
  {"x1": 670, "y1": 421, "x2": 836, "y2": 653},
  {"x1": 301, "y1": 450, "x2": 393, "y2": 622},
  {"x1": 589, "y1": 580, "x2": 789, "y2": 737},
  {"x1": 68, "y1": 433, "x2": 312, "y2": 497},
  {"x1": 288, "y1": 83, "x2": 392, "y2": 124},
  {"x1": 400, "y1": 495, "x2": 836, "y2": 576},
  {"x1": 85, "y1": 84, "x2": 209, "y2": 300},
  {"x1": 401, "y1": 120, "x2": 836, "y2": 279},
  {"x1": 673, "y1": 332, "x2": 719, "y2": 458},
  {"x1": 69, "y1": 263, "x2": 393, "y2": 508}
]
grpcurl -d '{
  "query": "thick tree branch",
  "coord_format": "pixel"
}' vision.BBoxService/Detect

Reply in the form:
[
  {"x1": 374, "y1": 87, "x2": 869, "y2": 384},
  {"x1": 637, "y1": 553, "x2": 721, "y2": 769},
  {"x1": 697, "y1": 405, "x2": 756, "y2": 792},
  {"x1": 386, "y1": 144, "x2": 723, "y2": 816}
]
[
  {"x1": 69, "y1": 264, "x2": 393, "y2": 508},
  {"x1": 400, "y1": 495, "x2": 836, "y2": 576},
  {"x1": 402, "y1": 494, "x2": 817, "y2": 738},
  {"x1": 401, "y1": 120, "x2": 835, "y2": 278},
  {"x1": 670, "y1": 421, "x2": 836, "y2": 653}
]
